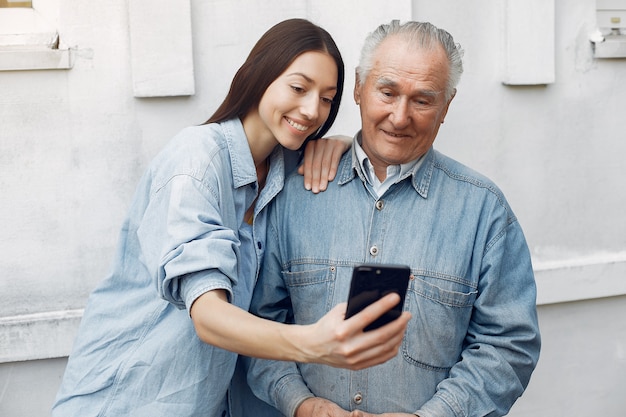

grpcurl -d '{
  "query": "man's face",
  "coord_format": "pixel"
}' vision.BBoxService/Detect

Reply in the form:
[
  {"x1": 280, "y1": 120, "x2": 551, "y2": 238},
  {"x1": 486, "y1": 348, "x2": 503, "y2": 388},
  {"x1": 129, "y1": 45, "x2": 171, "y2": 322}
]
[{"x1": 354, "y1": 35, "x2": 455, "y2": 177}]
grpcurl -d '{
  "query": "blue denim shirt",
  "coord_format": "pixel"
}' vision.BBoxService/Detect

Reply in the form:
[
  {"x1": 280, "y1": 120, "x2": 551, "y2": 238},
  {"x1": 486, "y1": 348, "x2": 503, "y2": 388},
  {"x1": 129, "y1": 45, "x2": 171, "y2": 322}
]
[
  {"x1": 52, "y1": 118, "x2": 288, "y2": 417},
  {"x1": 247, "y1": 138, "x2": 541, "y2": 417}
]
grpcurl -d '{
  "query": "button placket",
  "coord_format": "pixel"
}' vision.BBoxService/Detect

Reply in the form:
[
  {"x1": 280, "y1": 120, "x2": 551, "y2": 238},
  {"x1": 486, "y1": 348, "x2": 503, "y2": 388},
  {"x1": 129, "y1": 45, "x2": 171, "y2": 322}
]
[{"x1": 369, "y1": 200, "x2": 384, "y2": 258}]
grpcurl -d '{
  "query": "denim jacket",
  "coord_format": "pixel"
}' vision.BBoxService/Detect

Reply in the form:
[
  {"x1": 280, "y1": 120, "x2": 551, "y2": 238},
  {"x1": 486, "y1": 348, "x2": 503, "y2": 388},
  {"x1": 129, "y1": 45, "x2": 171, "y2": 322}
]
[
  {"x1": 248, "y1": 139, "x2": 541, "y2": 417},
  {"x1": 52, "y1": 119, "x2": 287, "y2": 417}
]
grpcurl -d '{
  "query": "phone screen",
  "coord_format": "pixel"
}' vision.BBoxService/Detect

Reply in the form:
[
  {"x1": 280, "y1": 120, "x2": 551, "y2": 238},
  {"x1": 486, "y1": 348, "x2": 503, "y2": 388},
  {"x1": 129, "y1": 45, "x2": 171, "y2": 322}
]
[{"x1": 344, "y1": 264, "x2": 410, "y2": 331}]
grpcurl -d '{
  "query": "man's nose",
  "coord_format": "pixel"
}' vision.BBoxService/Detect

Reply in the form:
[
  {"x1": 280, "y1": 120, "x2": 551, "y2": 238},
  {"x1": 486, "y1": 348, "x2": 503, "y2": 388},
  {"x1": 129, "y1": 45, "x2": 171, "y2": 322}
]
[{"x1": 389, "y1": 98, "x2": 410, "y2": 128}]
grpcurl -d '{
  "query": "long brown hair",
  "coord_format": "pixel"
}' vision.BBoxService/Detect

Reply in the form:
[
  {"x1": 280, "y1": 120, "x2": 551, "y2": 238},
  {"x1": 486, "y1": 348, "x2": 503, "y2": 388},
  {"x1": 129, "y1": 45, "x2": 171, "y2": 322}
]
[{"x1": 205, "y1": 18, "x2": 344, "y2": 143}]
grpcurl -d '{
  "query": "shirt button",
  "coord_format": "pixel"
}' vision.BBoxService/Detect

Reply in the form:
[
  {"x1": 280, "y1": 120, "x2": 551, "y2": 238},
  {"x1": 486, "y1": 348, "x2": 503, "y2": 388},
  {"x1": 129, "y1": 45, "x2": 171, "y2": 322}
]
[
  {"x1": 375, "y1": 200, "x2": 384, "y2": 210},
  {"x1": 257, "y1": 241, "x2": 262, "y2": 250},
  {"x1": 353, "y1": 392, "x2": 363, "y2": 405},
  {"x1": 369, "y1": 246, "x2": 378, "y2": 256}
]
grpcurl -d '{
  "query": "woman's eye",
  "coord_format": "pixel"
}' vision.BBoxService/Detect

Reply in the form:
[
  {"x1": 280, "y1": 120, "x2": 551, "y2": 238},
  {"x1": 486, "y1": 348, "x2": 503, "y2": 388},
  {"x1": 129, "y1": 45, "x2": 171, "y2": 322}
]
[
  {"x1": 321, "y1": 97, "x2": 334, "y2": 104},
  {"x1": 291, "y1": 86, "x2": 305, "y2": 93}
]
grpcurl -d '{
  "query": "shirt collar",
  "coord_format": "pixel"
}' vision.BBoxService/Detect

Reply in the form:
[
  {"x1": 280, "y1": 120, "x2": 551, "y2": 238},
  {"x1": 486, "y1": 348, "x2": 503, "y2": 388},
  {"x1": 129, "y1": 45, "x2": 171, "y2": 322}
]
[
  {"x1": 220, "y1": 118, "x2": 285, "y2": 195},
  {"x1": 221, "y1": 118, "x2": 258, "y2": 188},
  {"x1": 349, "y1": 131, "x2": 427, "y2": 197}
]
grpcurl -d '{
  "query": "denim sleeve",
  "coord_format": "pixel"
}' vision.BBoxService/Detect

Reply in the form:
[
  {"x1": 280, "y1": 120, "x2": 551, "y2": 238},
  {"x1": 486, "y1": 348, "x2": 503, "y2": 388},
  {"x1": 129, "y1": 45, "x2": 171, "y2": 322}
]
[
  {"x1": 416, "y1": 219, "x2": 541, "y2": 417},
  {"x1": 136, "y1": 173, "x2": 237, "y2": 311},
  {"x1": 246, "y1": 217, "x2": 315, "y2": 417}
]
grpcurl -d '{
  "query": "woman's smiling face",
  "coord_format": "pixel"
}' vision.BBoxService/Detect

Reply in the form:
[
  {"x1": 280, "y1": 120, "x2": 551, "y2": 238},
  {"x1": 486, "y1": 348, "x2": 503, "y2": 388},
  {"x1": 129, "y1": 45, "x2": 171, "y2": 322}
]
[{"x1": 246, "y1": 50, "x2": 339, "y2": 151}]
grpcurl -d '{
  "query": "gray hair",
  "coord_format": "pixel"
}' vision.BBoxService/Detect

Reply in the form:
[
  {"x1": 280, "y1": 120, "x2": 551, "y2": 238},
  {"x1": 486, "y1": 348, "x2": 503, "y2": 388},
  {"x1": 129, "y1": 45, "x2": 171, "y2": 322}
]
[{"x1": 357, "y1": 20, "x2": 464, "y2": 100}]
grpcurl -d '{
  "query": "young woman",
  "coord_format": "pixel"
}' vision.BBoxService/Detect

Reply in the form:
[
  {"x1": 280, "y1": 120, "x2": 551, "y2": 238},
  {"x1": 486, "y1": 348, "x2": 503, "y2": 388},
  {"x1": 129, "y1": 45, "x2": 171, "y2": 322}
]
[{"x1": 52, "y1": 19, "x2": 409, "y2": 417}]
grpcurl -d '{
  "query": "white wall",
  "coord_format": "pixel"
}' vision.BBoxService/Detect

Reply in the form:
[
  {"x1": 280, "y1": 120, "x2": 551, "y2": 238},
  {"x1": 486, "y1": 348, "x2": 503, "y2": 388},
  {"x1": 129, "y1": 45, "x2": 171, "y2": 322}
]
[
  {"x1": 1, "y1": 0, "x2": 625, "y2": 415},
  {"x1": 515, "y1": 295, "x2": 626, "y2": 416}
]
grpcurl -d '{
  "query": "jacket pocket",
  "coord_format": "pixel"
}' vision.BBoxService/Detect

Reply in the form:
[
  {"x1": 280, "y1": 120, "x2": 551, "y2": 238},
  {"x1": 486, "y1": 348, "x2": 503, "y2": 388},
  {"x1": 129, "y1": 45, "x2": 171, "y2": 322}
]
[
  {"x1": 402, "y1": 274, "x2": 477, "y2": 371},
  {"x1": 282, "y1": 265, "x2": 337, "y2": 325}
]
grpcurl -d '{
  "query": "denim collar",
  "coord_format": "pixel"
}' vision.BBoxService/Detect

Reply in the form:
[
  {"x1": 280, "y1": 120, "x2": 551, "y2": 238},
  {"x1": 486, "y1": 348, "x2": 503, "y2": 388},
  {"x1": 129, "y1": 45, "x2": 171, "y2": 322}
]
[
  {"x1": 220, "y1": 118, "x2": 285, "y2": 210},
  {"x1": 221, "y1": 118, "x2": 257, "y2": 188},
  {"x1": 339, "y1": 131, "x2": 434, "y2": 199}
]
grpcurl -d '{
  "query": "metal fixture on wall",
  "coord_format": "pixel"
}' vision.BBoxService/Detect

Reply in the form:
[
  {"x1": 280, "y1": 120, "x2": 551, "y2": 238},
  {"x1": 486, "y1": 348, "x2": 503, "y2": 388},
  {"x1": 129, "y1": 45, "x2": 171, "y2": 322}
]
[{"x1": 590, "y1": 0, "x2": 626, "y2": 58}]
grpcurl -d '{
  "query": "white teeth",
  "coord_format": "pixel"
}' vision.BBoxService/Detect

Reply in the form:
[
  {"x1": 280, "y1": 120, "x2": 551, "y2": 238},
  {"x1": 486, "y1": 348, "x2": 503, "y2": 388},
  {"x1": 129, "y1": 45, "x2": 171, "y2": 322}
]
[{"x1": 286, "y1": 118, "x2": 309, "y2": 132}]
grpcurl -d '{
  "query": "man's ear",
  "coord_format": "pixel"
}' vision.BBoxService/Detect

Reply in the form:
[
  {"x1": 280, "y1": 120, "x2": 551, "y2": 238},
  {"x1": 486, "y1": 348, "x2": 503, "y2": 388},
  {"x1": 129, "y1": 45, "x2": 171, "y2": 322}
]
[
  {"x1": 440, "y1": 89, "x2": 457, "y2": 124},
  {"x1": 354, "y1": 69, "x2": 361, "y2": 104},
  {"x1": 448, "y1": 88, "x2": 457, "y2": 105}
]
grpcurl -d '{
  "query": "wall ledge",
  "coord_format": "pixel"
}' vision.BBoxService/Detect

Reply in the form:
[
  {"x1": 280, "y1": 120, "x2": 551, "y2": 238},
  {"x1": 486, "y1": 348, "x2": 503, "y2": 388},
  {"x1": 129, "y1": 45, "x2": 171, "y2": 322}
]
[
  {"x1": 0, "y1": 7, "x2": 73, "y2": 71},
  {"x1": 534, "y1": 251, "x2": 626, "y2": 305},
  {"x1": 0, "y1": 309, "x2": 82, "y2": 363},
  {"x1": 0, "y1": 48, "x2": 73, "y2": 71}
]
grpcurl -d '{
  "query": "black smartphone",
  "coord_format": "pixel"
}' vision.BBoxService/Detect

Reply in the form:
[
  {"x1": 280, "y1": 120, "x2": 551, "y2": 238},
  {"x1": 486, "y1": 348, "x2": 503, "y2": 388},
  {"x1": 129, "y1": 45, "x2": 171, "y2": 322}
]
[{"x1": 345, "y1": 264, "x2": 410, "y2": 331}]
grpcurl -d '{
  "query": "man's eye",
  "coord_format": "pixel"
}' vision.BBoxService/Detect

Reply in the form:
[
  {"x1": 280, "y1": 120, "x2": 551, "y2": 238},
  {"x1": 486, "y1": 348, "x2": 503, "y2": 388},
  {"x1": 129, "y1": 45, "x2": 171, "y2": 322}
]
[{"x1": 414, "y1": 98, "x2": 434, "y2": 106}]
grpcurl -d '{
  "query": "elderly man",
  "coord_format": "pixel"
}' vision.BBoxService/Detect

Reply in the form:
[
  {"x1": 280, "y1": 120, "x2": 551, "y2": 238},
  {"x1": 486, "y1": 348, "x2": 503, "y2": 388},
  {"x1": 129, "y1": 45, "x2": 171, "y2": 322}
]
[{"x1": 246, "y1": 20, "x2": 541, "y2": 417}]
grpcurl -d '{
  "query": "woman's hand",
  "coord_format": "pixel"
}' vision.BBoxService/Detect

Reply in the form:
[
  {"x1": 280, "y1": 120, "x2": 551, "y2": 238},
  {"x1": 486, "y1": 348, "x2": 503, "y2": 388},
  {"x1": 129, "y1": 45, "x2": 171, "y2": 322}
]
[
  {"x1": 295, "y1": 293, "x2": 411, "y2": 370},
  {"x1": 190, "y1": 290, "x2": 409, "y2": 370},
  {"x1": 298, "y1": 135, "x2": 352, "y2": 193}
]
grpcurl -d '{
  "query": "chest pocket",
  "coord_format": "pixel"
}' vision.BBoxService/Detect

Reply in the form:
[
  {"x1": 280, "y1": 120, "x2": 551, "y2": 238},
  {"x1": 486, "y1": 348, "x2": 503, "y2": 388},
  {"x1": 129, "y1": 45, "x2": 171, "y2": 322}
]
[
  {"x1": 402, "y1": 274, "x2": 477, "y2": 371},
  {"x1": 282, "y1": 265, "x2": 337, "y2": 325}
]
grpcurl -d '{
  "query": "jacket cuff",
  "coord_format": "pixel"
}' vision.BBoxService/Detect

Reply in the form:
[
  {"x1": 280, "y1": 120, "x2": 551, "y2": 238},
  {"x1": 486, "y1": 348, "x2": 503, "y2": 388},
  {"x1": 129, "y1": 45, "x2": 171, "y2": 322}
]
[
  {"x1": 415, "y1": 392, "x2": 459, "y2": 417},
  {"x1": 273, "y1": 373, "x2": 314, "y2": 417},
  {"x1": 181, "y1": 270, "x2": 233, "y2": 313}
]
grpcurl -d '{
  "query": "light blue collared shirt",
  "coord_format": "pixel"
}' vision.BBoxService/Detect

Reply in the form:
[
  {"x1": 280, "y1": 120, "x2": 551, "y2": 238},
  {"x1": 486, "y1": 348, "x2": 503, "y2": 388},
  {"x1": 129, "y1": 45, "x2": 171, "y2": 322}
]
[
  {"x1": 52, "y1": 118, "x2": 289, "y2": 417},
  {"x1": 247, "y1": 132, "x2": 540, "y2": 417}
]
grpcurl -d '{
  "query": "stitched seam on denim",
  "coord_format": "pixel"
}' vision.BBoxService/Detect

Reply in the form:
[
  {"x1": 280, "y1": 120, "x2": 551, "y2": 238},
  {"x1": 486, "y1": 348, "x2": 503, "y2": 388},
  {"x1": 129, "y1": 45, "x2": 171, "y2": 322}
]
[
  {"x1": 401, "y1": 344, "x2": 453, "y2": 372},
  {"x1": 413, "y1": 269, "x2": 477, "y2": 289}
]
